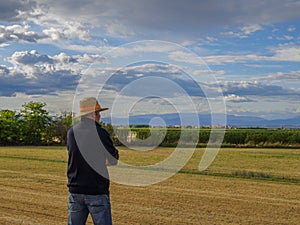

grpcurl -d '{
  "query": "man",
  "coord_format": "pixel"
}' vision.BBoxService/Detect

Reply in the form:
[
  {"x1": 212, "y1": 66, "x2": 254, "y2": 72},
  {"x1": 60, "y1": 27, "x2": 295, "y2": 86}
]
[{"x1": 67, "y1": 97, "x2": 119, "y2": 225}]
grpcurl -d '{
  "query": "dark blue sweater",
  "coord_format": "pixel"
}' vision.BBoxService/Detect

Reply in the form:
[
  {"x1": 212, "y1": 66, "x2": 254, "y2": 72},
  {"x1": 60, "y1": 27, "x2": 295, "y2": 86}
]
[{"x1": 67, "y1": 118, "x2": 119, "y2": 195}]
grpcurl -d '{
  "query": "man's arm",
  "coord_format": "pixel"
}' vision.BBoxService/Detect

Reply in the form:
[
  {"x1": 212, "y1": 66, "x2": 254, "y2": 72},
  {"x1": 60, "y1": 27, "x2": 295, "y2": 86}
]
[{"x1": 99, "y1": 128, "x2": 119, "y2": 166}]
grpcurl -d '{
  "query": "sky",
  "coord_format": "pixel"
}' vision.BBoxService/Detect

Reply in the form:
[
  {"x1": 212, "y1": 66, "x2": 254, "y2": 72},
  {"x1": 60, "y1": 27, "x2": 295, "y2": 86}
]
[{"x1": 0, "y1": 0, "x2": 300, "y2": 122}]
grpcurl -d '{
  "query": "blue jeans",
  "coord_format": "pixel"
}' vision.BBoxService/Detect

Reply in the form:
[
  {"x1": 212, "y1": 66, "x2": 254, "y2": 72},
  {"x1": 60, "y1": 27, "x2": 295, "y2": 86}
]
[{"x1": 68, "y1": 192, "x2": 112, "y2": 225}]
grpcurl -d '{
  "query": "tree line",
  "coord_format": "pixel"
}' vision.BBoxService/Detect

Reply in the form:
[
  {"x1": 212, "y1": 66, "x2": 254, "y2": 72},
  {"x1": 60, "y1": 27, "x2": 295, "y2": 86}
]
[
  {"x1": 0, "y1": 101, "x2": 299, "y2": 147},
  {"x1": 0, "y1": 102, "x2": 72, "y2": 145},
  {"x1": 121, "y1": 128, "x2": 300, "y2": 147}
]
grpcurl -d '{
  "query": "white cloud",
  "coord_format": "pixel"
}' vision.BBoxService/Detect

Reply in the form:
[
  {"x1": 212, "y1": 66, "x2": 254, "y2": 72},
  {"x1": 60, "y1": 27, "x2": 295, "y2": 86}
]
[
  {"x1": 75, "y1": 54, "x2": 108, "y2": 64},
  {"x1": 201, "y1": 43, "x2": 300, "y2": 65},
  {"x1": 180, "y1": 40, "x2": 197, "y2": 47},
  {"x1": 193, "y1": 69, "x2": 225, "y2": 76},
  {"x1": 41, "y1": 21, "x2": 91, "y2": 41},
  {"x1": 224, "y1": 94, "x2": 253, "y2": 102},
  {"x1": 0, "y1": 6, "x2": 91, "y2": 44},
  {"x1": 264, "y1": 71, "x2": 300, "y2": 82},
  {"x1": 221, "y1": 24, "x2": 263, "y2": 39},
  {"x1": 220, "y1": 31, "x2": 248, "y2": 39},
  {"x1": 291, "y1": 106, "x2": 300, "y2": 113},
  {"x1": 52, "y1": 52, "x2": 76, "y2": 64},
  {"x1": 8, "y1": 50, "x2": 53, "y2": 65},
  {"x1": 221, "y1": 80, "x2": 300, "y2": 98},
  {"x1": 270, "y1": 44, "x2": 300, "y2": 61},
  {"x1": 168, "y1": 51, "x2": 207, "y2": 65},
  {"x1": 240, "y1": 24, "x2": 263, "y2": 35},
  {"x1": 42, "y1": 27, "x2": 66, "y2": 41},
  {"x1": 205, "y1": 36, "x2": 218, "y2": 42},
  {"x1": 276, "y1": 35, "x2": 294, "y2": 40},
  {"x1": 0, "y1": 24, "x2": 46, "y2": 44},
  {"x1": 0, "y1": 50, "x2": 112, "y2": 96},
  {"x1": 287, "y1": 26, "x2": 296, "y2": 32},
  {"x1": 6, "y1": 50, "x2": 108, "y2": 67},
  {"x1": 203, "y1": 54, "x2": 267, "y2": 65}
]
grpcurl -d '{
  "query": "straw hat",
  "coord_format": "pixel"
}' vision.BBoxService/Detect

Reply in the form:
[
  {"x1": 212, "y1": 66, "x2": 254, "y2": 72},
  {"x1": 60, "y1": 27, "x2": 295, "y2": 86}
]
[{"x1": 79, "y1": 97, "x2": 108, "y2": 116}]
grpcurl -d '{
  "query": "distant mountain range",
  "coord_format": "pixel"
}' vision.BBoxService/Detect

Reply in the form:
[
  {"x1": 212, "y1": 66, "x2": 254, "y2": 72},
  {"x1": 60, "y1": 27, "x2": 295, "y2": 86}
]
[{"x1": 102, "y1": 113, "x2": 300, "y2": 128}]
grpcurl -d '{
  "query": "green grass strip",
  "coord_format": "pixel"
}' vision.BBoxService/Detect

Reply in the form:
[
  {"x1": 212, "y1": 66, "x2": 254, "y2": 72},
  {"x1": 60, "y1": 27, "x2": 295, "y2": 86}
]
[
  {"x1": 1, "y1": 155, "x2": 299, "y2": 185},
  {"x1": 180, "y1": 170, "x2": 300, "y2": 185},
  {"x1": 0, "y1": 155, "x2": 67, "y2": 163}
]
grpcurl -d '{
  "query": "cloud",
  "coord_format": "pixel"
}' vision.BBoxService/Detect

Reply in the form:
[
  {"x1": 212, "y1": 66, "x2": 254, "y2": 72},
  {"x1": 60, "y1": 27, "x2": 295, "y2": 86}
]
[
  {"x1": 221, "y1": 24, "x2": 264, "y2": 38},
  {"x1": 0, "y1": 24, "x2": 46, "y2": 44},
  {"x1": 0, "y1": 50, "x2": 111, "y2": 96},
  {"x1": 0, "y1": 64, "x2": 80, "y2": 96},
  {"x1": 8, "y1": 50, "x2": 53, "y2": 65},
  {"x1": 1, "y1": 0, "x2": 299, "y2": 41},
  {"x1": 42, "y1": 27, "x2": 66, "y2": 41},
  {"x1": 75, "y1": 54, "x2": 108, "y2": 64},
  {"x1": 42, "y1": 21, "x2": 91, "y2": 41},
  {"x1": 0, "y1": 50, "x2": 108, "y2": 96},
  {"x1": 90, "y1": 63, "x2": 208, "y2": 98},
  {"x1": 276, "y1": 35, "x2": 294, "y2": 41},
  {"x1": 203, "y1": 54, "x2": 267, "y2": 65},
  {"x1": 6, "y1": 50, "x2": 108, "y2": 67},
  {"x1": 202, "y1": 43, "x2": 300, "y2": 65},
  {"x1": 0, "y1": 0, "x2": 40, "y2": 22},
  {"x1": 39, "y1": 1, "x2": 300, "y2": 34},
  {"x1": 205, "y1": 36, "x2": 218, "y2": 42},
  {"x1": 287, "y1": 26, "x2": 296, "y2": 32},
  {"x1": 220, "y1": 31, "x2": 248, "y2": 39},
  {"x1": 0, "y1": 4, "x2": 91, "y2": 44},
  {"x1": 221, "y1": 80, "x2": 300, "y2": 97},
  {"x1": 269, "y1": 44, "x2": 300, "y2": 61},
  {"x1": 168, "y1": 51, "x2": 204, "y2": 65},
  {"x1": 264, "y1": 71, "x2": 300, "y2": 82},
  {"x1": 240, "y1": 24, "x2": 263, "y2": 35},
  {"x1": 0, "y1": 1, "x2": 299, "y2": 119},
  {"x1": 224, "y1": 94, "x2": 254, "y2": 103}
]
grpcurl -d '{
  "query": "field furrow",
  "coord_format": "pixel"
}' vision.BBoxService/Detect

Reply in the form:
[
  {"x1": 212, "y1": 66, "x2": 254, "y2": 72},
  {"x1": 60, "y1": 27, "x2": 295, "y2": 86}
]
[{"x1": 0, "y1": 146, "x2": 299, "y2": 224}]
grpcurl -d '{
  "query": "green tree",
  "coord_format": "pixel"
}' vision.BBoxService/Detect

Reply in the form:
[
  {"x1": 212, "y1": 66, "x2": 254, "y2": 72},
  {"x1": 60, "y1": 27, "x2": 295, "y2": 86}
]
[
  {"x1": 162, "y1": 129, "x2": 180, "y2": 146},
  {"x1": 52, "y1": 112, "x2": 73, "y2": 145},
  {"x1": 224, "y1": 130, "x2": 247, "y2": 144},
  {"x1": 19, "y1": 101, "x2": 52, "y2": 145},
  {"x1": 245, "y1": 130, "x2": 269, "y2": 145},
  {"x1": 0, "y1": 110, "x2": 20, "y2": 145},
  {"x1": 198, "y1": 129, "x2": 210, "y2": 144},
  {"x1": 287, "y1": 130, "x2": 300, "y2": 144}
]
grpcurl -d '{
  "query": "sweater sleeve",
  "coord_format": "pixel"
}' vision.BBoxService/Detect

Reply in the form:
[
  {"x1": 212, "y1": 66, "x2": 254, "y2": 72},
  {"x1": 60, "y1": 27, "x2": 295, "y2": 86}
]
[{"x1": 98, "y1": 127, "x2": 119, "y2": 166}]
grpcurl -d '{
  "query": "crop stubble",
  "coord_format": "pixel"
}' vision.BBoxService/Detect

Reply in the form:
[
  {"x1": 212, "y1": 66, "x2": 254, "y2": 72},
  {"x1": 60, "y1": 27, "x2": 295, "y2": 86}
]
[{"x1": 0, "y1": 147, "x2": 299, "y2": 224}]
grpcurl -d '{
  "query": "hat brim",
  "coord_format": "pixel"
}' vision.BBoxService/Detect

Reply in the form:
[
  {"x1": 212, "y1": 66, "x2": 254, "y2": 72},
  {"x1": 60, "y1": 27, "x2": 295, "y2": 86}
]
[{"x1": 78, "y1": 107, "x2": 109, "y2": 117}]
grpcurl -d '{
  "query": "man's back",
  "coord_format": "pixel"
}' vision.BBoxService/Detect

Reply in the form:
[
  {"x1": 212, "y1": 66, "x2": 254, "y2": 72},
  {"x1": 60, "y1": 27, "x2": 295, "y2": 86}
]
[{"x1": 67, "y1": 117, "x2": 118, "y2": 195}]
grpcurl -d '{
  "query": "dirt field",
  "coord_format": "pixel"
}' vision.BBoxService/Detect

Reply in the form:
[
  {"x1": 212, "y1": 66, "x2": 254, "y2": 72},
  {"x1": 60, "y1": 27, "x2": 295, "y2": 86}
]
[{"x1": 0, "y1": 146, "x2": 299, "y2": 224}]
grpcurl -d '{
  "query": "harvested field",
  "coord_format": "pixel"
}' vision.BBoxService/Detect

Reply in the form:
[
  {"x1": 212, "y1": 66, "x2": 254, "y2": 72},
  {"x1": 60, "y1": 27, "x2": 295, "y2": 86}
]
[{"x1": 0, "y1": 146, "x2": 299, "y2": 224}]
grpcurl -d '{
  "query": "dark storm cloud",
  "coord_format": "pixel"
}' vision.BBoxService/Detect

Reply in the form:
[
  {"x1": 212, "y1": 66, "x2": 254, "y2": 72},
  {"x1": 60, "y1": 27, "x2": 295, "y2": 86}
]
[
  {"x1": 43, "y1": 0, "x2": 300, "y2": 35},
  {"x1": 2, "y1": 0, "x2": 300, "y2": 40},
  {"x1": 0, "y1": 51, "x2": 89, "y2": 96},
  {"x1": 100, "y1": 64, "x2": 300, "y2": 100},
  {"x1": 0, "y1": 0, "x2": 39, "y2": 22},
  {"x1": 0, "y1": 50, "x2": 110, "y2": 96},
  {"x1": 0, "y1": 65, "x2": 80, "y2": 96},
  {"x1": 102, "y1": 64, "x2": 210, "y2": 97}
]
